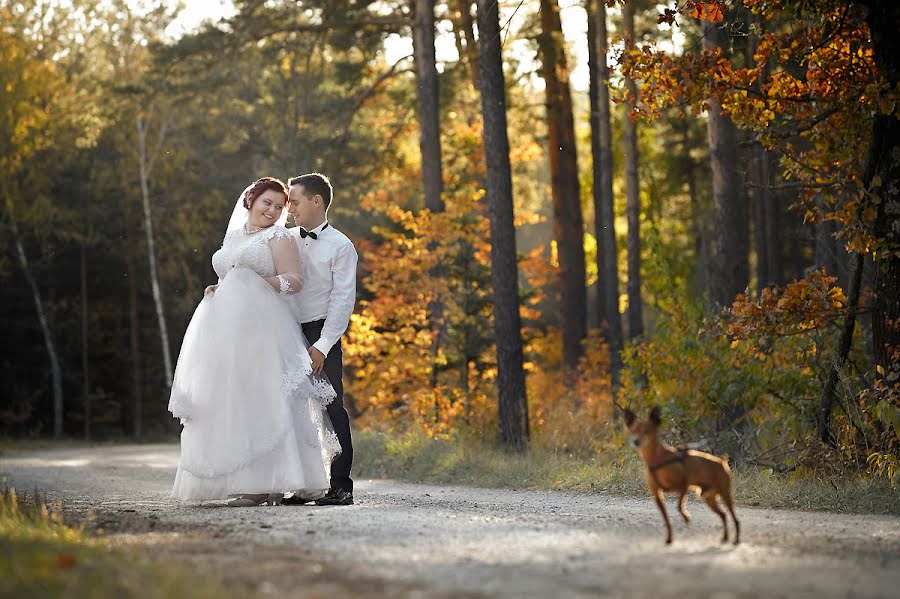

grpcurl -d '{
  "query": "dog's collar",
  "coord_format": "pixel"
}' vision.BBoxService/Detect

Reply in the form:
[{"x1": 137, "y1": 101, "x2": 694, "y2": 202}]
[{"x1": 647, "y1": 447, "x2": 689, "y2": 472}]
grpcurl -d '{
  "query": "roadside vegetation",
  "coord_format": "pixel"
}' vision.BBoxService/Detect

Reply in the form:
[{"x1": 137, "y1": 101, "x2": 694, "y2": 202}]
[
  {"x1": 354, "y1": 430, "x2": 900, "y2": 516},
  {"x1": 0, "y1": 485, "x2": 225, "y2": 599}
]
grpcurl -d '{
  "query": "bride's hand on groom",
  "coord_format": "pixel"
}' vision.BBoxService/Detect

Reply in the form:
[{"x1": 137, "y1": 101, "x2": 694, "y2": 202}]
[
  {"x1": 204, "y1": 284, "x2": 219, "y2": 296},
  {"x1": 309, "y1": 347, "x2": 326, "y2": 375}
]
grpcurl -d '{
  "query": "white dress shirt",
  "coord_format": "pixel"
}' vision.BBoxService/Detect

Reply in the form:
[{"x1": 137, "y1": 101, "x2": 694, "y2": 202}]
[{"x1": 288, "y1": 220, "x2": 358, "y2": 356}]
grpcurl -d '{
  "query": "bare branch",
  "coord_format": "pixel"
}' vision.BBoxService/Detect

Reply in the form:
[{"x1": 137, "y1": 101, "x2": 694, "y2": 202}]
[
  {"x1": 253, "y1": 16, "x2": 412, "y2": 39},
  {"x1": 336, "y1": 54, "x2": 414, "y2": 143}
]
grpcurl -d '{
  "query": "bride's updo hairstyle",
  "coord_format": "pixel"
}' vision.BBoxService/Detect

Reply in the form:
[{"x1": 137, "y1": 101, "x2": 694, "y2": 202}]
[{"x1": 242, "y1": 177, "x2": 288, "y2": 209}]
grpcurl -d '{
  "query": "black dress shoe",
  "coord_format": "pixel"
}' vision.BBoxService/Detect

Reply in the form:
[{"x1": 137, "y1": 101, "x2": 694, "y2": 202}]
[{"x1": 315, "y1": 489, "x2": 353, "y2": 506}]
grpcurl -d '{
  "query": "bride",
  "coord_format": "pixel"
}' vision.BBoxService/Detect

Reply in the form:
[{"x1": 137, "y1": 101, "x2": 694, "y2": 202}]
[{"x1": 168, "y1": 177, "x2": 340, "y2": 506}]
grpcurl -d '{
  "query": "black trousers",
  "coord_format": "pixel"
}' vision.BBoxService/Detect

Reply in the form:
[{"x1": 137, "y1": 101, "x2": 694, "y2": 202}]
[{"x1": 302, "y1": 319, "x2": 353, "y2": 493}]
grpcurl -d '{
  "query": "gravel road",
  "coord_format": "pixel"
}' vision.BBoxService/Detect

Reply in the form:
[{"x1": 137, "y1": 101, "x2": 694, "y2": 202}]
[{"x1": 2, "y1": 443, "x2": 899, "y2": 598}]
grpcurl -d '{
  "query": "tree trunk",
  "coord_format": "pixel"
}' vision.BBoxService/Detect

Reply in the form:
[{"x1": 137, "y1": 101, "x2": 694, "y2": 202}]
[
  {"x1": 80, "y1": 232, "x2": 91, "y2": 440},
  {"x1": 818, "y1": 251, "x2": 864, "y2": 445},
  {"x1": 477, "y1": 0, "x2": 530, "y2": 451},
  {"x1": 413, "y1": 0, "x2": 444, "y2": 214},
  {"x1": 746, "y1": 12, "x2": 779, "y2": 294},
  {"x1": 762, "y1": 149, "x2": 781, "y2": 286},
  {"x1": 454, "y1": 0, "x2": 479, "y2": 90},
  {"x1": 870, "y1": 121, "x2": 900, "y2": 375},
  {"x1": 863, "y1": 1, "x2": 900, "y2": 376},
  {"x1": 537, "y1": 0, "x2": 587, "y2": 382},
  {"x1": 622, "y1": 0, "x2": 644, "y2": 338},
  {"x1": 122, "y1": 192, "x2": 143, "y2": 438},
  {"x1": 10, "y1": 216, "x2": 64, "y2": 437},
  {"x1": 127, "y1": 236, "x2": 143, "y2": 438},
  {"x1": 680, "y1": 110, "x2": 708, "y2": 296},
  {"x1": 750, "y1": 144, "x2": 782, "y2": 292},
  {"x1": 587, "y1": 0, "x2": 623, "y2": 387},
  {"x1": 413, "y1": 0, "x2": 446, "y2": 394},
  {"x1": 813, "y1": 194, "x2": 840, "y2": 278},
  {"x1": 136, "y1": 110, "x2": 174, "y2": 391},
  {"x1": 703, "y1": 21, "x2": 749, "y2": 307}
]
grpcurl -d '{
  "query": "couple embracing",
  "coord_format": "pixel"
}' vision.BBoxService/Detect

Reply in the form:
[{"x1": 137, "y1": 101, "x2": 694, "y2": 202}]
[{"x1": 168, "y1": 173, "x2": 356, "y2": 507}]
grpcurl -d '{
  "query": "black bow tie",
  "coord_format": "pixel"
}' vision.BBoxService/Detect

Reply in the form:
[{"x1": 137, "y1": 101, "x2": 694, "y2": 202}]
[{"x1": 298, "y1": 223, "x2": 328, "y2": 239}]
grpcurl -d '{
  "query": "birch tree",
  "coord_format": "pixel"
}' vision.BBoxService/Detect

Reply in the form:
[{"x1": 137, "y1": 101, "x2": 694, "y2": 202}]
[{"x1": 133, "y1": 102, "x2": 174, "y2": 390}]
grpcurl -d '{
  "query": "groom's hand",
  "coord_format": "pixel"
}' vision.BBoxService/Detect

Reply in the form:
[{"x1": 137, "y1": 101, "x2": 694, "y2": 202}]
[{"x1": 309, "y1": 347, "x2": 326, "y2": 375}]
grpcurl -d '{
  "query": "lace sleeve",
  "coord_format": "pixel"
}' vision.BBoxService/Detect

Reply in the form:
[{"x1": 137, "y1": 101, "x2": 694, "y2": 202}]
[{"x1": 269, "y1": 233, "x2": 304, "y2": 294}]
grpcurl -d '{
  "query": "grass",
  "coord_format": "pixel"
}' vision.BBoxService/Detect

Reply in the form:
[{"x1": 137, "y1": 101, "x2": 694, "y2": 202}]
[
  {"x1": 0, "y1": 485, "x2": 227, "y2": 599},
  {"x1": 353, "y1": 430, "x2": 900, "y2": 516}
]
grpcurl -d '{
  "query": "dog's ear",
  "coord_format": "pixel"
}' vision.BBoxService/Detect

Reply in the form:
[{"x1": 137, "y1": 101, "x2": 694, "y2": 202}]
[
  {"x1": 649, "y1": 405, "x2": 662, "y2": 426},
  {"x1": 623, "y1": 408, "x2": 636, "y2": 427}
]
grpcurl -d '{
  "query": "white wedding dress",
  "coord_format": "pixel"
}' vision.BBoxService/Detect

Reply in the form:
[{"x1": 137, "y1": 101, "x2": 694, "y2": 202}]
[{"x1": 168, "y1": 214, "x2": 340, "y2": 501}]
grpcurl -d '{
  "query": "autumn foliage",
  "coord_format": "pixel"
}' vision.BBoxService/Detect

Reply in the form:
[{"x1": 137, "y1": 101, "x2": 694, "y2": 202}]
[
  {"x1": 615, "y1": 0, "x2": 898, "y2": 482},
  {"x1": 2, "y1": 0, "x2": 898, "y2": 487}
]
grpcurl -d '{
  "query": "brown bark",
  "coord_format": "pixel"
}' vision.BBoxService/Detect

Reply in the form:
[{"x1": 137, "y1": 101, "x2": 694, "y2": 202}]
[
  {"x1": 454, "y1": 0, "x2": 479, "y2": 90},
  {"x1": 762, "y1": 149, "x2": 781, "y2": 286},
  {"x1": 587, "y1": 0, "x2": 623, "y2": 386},
  {"x1": 413, "y1": 0, "x2": 444, "y2": 214},
  {"x1": 818, "y1": 252, "x2": 864, "y2": 445},
  {"x1": 680, "y1": 111, "x2": 709, "y2": 296},
  {"x1": 753, "y1": 146, "x2": 782, "y2": 292},
  {"x1": 80, "y1": 231, "x2": 91, "y2": 440},
  {"x1": 477, "y1": 0, "x2": 530, "y2": 450},
  {"x1": 703, "y1": 21, "x2": 749, "y2": 307},
  {"x1": 862, "y1": 1, "x2": 900, "y2": 375},
  {"x1": 622, "y1": 0, "x2": 643, "y2": 338},
  {"x1": 813, "y1": 194, "x2": 840, "y2": 278},
  {"x1": 413, "y1": 0, "x2": 446, "y2": 394},
  {"x1": 538, "y1": 0, "x2": 588, "y2": 381},
  {"x1": 747, "y1": 20, "x2": 780, "y2": 293},
  {"x1": 123, "y1": 194, "x2": 143, "y2": 438}
]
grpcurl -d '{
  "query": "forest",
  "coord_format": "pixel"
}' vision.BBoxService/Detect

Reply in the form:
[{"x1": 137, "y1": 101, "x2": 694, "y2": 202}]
[{"x1": 2, "y1": 0, "x2": 898, "y2": 486}]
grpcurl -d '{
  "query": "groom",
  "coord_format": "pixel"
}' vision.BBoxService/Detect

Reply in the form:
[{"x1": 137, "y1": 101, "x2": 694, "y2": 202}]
[{"x1": 284, "y1": 173, "x2": 357, "y2": 506}]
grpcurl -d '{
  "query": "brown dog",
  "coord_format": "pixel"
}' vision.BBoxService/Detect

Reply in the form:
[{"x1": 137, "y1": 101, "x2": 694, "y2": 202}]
[{"x1": 623, "y1": 406, "x2": 740, "y2": 545}]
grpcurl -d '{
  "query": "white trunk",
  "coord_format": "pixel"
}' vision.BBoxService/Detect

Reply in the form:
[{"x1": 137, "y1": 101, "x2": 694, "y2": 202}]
[
  {"x1": 136, "y1": 111, "x2": 173, "y2": 389},
  {"x1": 11, "y1": 217, "x2": 64, "y2": 436}
]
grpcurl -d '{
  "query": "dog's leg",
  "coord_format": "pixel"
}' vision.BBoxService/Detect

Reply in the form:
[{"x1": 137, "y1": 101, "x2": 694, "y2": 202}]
[
  {"x1": 701, "y1": 490, "x2": 728, "y2": 543},
  {"x1": 654, "y1": 489, "x2": 673, "y2": 544},
  {"x1": 721, "y1": 488, "x2": 740, "y2": 545},
  {"x1": 678, "y1": 492, "x2": 691, "y2": 524}
]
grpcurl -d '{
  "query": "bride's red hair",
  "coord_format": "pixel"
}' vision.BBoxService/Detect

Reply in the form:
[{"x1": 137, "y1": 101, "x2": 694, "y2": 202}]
[{"x1": 243, "y1": 177, "x2": 288, "y2": 209}]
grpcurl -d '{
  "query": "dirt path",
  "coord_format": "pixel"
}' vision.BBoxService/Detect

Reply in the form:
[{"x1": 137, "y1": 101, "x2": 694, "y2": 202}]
[{"x1": 2, "y1": 444, "x2": 898, "y2": 598}]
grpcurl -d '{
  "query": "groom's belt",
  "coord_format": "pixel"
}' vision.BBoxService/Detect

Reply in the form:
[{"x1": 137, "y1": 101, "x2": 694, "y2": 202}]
[{"x1": 301, "y1": 318, "x2": 326, "y2": 327}]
